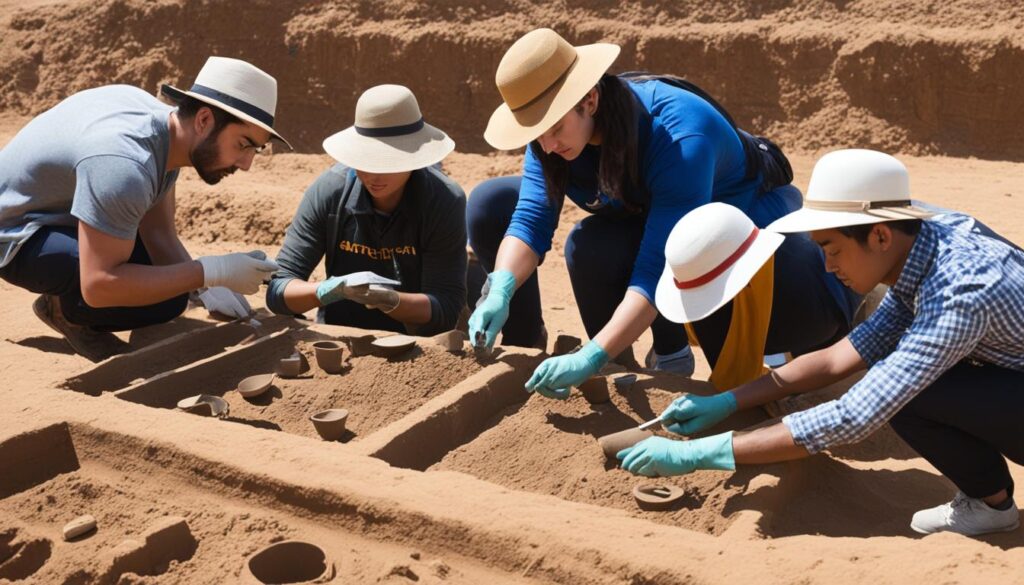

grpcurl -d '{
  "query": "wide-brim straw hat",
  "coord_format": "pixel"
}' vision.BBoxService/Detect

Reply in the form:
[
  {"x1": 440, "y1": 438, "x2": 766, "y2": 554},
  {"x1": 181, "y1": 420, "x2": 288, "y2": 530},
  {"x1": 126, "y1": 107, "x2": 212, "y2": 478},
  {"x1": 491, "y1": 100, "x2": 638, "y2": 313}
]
[
  {"x1": 656, "y1": 203, "x2": 784, "y2": 324},
  {"x1": 484, "y1": 28, "x2": 620, "y2": 150},
  {"x1": 323, "y1": 84, "x2": 454, "y2": 174},
  {"x1": 768, "y1": 149, "x2": 934, "y2": 234},
  {"x1": 161, "y1": 56, "x2": 292, "y2": 150}
]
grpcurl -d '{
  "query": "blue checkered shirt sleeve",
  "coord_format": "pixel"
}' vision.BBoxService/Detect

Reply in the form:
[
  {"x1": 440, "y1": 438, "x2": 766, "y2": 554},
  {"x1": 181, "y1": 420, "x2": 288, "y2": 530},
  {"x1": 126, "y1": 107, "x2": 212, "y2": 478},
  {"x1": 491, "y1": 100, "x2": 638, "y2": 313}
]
[
  {"x1": 847, "y1": 291, "x2": 914, "y2": 365},
  {"x1": 784, "y1": 298, "x2": 989, "y2": 453}
]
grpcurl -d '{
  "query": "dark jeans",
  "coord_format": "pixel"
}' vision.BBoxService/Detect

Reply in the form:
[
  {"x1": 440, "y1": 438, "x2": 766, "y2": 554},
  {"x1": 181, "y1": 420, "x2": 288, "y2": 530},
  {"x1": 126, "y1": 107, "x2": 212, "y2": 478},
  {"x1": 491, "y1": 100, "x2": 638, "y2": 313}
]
[
  {"x1": 466, "y1": 176, "x2": 688, "y2": 354},
  {"x1": 889, "y1": 360, "x2": 1024, "y2": 499},
  {"x1": 0, "y1": 226, "x2": 188, "y2": 332}
]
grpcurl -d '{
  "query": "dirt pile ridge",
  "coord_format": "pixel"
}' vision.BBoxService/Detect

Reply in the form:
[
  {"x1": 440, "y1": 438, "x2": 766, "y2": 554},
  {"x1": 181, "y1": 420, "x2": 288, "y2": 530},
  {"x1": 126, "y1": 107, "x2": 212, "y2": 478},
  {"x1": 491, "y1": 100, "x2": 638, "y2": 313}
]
[{"x1": 1, "y1": 0, "x2": 1023, "y2": 159}]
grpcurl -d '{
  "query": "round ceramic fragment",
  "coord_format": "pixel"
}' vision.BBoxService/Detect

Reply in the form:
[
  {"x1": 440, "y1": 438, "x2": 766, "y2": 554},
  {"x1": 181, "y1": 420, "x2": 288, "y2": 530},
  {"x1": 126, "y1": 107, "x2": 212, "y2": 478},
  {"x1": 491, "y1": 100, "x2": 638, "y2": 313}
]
[
  {"x1": 371, "y1": 335, "x2": 417, "y2": 357},
  {"x1": 237, "y1": 373, "x2": 275, "y2": 398},
  {"x1": 63, "y1": 514, "x2": 97, "y2": 541},
  {"x1": 632, "y1": 483, "x2": 687, "y2": 511},
  {"x1": 243, "y1": 540, "x2": 334, "y2": 584},
  {"x1": 309, "y1": 408, "x2": 349, "y2": 441},
  {"x1": 176, "y1": 394, "x2": 230, "y2": 418}
]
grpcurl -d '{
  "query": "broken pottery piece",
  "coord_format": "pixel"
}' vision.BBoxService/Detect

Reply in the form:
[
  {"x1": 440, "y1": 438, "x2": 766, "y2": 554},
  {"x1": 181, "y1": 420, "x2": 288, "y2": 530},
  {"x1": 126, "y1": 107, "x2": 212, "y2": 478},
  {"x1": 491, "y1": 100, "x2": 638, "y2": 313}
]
[
  {"x1": 632, "y1": 484, "x2": 687, "y2": 511},
  {"x1": 312, "y1": 341, "x2": 344, "y2": 374},
  {"x1": 62, "y1": 515, "x2": 96, "y2": 541},
  {"x1": 612, "y1": 374, "x2": 637, "y2": 392},
  {"x1": 243, "y1": 540, "x2": 335, "y2": 585},
  {"x1": 371, "y1": 335, "x2": 417, "y2": 358},
  {"x1": 237, "y1": 373, "x2": 275, "y2": 399},
  {"x1": 176, "y1": 394, "x2": 229, "y2": 418},
  {"x1": 552, "y1": 334, "x2": 582, "y2": 356},
  {"x1": 577, "y1": 377, "x2": 611, "y2": 404},
  {"x1": 309, "y1": 409, "x2": 349, "y2": 441},
  {"x1": 275, "y1": 352, "x2": 309, "y2": 378},
  {"x1": 431, "y1": 330, "x2": 466, "y2": 352},
  {"x1": 597, "y1": 427, "x2": 653, "y2": 459}
]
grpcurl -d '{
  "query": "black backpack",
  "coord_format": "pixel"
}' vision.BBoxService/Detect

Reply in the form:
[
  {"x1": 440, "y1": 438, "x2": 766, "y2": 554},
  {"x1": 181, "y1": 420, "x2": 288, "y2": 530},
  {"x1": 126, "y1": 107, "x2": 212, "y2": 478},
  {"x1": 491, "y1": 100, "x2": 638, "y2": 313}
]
[{"x1": 621, "y1": 72, "x2": 794, "y2": 193}]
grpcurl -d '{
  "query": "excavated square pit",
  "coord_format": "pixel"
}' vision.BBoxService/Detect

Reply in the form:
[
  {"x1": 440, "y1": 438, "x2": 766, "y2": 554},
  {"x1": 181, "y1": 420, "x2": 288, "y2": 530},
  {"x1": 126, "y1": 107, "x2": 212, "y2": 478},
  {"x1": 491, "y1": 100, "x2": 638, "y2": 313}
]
[
  {"x1": 0, "y1": 423, "x2": 520, "y2": 584},
  {"x1": 112, "y1": 329, "x2": 487, "y2": 442}
]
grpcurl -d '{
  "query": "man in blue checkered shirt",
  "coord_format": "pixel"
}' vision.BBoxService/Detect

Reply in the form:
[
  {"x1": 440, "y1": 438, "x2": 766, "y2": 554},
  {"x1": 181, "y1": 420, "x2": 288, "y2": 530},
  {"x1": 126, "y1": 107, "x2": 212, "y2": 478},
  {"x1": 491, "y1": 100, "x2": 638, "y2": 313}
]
[{"x1": 617, "y1": 149, "x2": 1022, "y2": 537}]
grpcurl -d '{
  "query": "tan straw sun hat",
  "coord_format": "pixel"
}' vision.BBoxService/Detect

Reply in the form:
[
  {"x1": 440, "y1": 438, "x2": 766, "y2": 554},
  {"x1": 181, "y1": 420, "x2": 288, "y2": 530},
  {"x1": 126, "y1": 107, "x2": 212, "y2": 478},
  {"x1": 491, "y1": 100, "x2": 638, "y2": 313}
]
[
  {"x1": 484, "y1": 28, "x2": 621, "y2": 150},
  {"x1": 656, "y1": 203, "x2": 784, "y2": 324},
  {"x1": 767, "y1": 149, "x2": 934, "y2": 234},
  {"x1": 161, "y1": 56, "x2": 291, "y2": 149},
  {"x1": 322, "y1": 84, "x2": 455, "y2": 173}
]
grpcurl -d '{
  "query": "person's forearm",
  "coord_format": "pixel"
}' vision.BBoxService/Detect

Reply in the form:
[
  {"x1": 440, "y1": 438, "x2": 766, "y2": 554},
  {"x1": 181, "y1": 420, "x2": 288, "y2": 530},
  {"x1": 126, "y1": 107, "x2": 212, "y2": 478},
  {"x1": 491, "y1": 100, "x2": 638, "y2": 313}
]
[
  {"x1": 732, "y1": 422, "x2": 811, "y2": 464},
  {"x1": 140, "y1": 229, "x2": 192, "y2": 266},
  {"x1": 383, "y1": 292, "x2": 431, "y2": 325},
  {"x1": 593, "y1": 290, "x2": 657, "y2": 357},
  {"x1": 281, "y1": 279, "x2": 321, "y2": 315},
  {"x1": 732, "y1": 338, "x2": 867, "y2": 410},
  {"x1": 81, "y1": 261, "x2": 204, "y2": 308},
  {"x1": 494, "y1": 236, "x2": 540, "y2": 287}
]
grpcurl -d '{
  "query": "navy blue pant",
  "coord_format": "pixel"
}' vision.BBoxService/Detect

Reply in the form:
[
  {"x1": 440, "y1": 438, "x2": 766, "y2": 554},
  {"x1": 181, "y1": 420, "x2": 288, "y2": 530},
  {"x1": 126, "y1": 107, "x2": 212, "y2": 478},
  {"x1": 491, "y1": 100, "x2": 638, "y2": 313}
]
[
  {"x1": 889, "y1": 360, "x2": 1024, "y2": 500},
  {"x1": 466, "y1": 176, "x2": 688, "y2": 354},
  {"x1": 0, "y1": 226, "x2": 188, "y2": 332}
]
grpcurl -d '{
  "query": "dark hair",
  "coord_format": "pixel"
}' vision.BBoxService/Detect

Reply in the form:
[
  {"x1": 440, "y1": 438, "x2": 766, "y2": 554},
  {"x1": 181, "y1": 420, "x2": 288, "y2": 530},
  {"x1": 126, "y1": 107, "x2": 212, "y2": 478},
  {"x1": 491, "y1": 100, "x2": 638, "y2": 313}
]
[
  {"x1": 529, "y1": 73, "x2": 641, "y2": 210},
  {"x1": 837, "y1": 219, "x2": 923, "y2": 244},
  {"x1": 175, "y1": 95, "x2": 243, "y2": 136}
]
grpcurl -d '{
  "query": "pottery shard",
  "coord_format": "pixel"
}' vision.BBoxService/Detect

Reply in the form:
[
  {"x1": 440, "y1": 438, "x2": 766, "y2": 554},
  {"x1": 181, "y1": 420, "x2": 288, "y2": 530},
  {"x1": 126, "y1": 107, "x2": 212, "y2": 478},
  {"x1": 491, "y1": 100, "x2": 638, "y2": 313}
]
[
  {"x1": 552, "y1": 334, "x2": 582, "y2": 356},
  {"x1": 99, "y1": 516, "x2": 197, "y2": 583},
  {"x1": 62, "y1": 515, "x2": 97, "y2": 541}
]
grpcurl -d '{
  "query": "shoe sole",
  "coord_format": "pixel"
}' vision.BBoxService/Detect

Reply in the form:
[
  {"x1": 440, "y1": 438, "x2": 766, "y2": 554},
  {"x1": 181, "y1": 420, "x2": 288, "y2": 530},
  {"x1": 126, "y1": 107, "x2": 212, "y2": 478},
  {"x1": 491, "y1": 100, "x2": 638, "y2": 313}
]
[{"x1": 911, "y1": 518, "x2": 1020, "y2": 536}]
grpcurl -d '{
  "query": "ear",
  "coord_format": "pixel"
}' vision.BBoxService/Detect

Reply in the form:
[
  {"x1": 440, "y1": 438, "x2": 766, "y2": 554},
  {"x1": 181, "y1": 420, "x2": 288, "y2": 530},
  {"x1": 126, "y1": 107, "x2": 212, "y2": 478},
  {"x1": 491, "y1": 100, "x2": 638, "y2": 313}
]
[
  {"x1": 583, "y1": 87, "x2": 600, "y2": 117},
  {"x1": 193, "y1": 106, "x2": 214, "y2": 139},
  {"x1": 872, "y1": 223, "x2": 893, "y2": 252}
]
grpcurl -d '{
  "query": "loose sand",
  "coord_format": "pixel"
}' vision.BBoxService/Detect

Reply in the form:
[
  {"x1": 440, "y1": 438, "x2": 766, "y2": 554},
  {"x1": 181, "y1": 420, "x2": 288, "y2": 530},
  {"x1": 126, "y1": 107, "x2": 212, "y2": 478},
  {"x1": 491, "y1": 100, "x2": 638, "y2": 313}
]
[{"x1": 2, "y1": 1, "x2": 1024, "y2": 583}]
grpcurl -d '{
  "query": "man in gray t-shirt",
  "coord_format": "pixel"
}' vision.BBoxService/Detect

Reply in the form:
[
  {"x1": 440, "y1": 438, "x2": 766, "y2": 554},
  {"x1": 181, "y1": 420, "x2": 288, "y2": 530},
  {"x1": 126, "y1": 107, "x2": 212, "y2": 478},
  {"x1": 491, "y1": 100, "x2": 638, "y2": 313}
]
[{"x1": 0, "y1": 57, "x2": 288, "y2": 361}]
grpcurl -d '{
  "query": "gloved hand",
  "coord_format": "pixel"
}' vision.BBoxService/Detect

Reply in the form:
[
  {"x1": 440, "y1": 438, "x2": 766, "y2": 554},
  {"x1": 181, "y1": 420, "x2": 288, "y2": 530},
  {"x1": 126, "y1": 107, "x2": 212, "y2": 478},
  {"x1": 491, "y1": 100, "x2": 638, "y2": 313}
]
[
  {"x1": 616, "y1": 433, "x2": 735, "y2": 477},
  {"x1": 525, "y1": 340, "x2": 609, "y2": 400},
  {"x1": 468, "y1": 270, "x2": 516, "y2": 350},
  {"x1": 197, "y1": 286, "x2": 254, "y2": 320},
  {"x1": 197, "y1": 251, "x2": 278, "y2": 294},
  {"x1": 659, "y1": 392, "x2": 737, "y2": 436},
  {"x1": 344, "y1": 284, "x2": 400, "y2": 313}
]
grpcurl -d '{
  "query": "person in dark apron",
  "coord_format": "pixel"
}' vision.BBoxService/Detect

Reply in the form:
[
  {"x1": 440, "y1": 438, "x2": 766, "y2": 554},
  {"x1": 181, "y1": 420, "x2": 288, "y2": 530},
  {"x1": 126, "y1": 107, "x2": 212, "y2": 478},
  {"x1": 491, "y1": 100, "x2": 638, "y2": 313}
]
[{"x1": 266, "y1": 85, "x2": 467, "y2": 335}]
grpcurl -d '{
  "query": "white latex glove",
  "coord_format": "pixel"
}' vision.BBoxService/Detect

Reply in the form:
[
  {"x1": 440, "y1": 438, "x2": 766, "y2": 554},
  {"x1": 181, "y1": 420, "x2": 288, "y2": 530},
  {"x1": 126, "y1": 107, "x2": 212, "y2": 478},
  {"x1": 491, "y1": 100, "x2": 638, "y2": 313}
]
[
  {"x1": 198, "y1": 287, "x2": 253, "y2": 320},
  {"x1": 344, "y1": 284, "x2": 400, "y2": 313},
  {"x1": 197, "y1": 250, "x2": 279, "y2": 294}
]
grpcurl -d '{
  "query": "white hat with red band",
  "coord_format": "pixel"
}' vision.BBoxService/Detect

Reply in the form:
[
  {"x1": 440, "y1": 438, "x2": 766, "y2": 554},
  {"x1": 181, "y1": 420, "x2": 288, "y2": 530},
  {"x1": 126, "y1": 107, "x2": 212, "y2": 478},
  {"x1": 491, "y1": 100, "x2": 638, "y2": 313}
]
[{"x1": 655, "y1": 202, "x2": 784, "y2": 324}]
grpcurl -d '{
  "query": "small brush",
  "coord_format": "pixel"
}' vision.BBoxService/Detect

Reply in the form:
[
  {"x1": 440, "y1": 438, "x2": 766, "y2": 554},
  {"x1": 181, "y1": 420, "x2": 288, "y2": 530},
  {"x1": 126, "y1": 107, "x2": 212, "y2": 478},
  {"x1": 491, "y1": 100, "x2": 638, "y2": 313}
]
[{"x1": 637, "y1": 417, "x2": 662, "y2": 431}]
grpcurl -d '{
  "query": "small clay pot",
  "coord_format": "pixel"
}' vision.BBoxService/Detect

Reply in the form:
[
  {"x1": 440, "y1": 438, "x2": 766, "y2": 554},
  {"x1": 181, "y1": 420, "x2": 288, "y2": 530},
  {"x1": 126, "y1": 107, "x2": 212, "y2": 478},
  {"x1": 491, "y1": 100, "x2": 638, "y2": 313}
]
[
  {"x1": 552, "y1": 334, "x2": 582, "y2": 356},
  {"x1": 237, "y1": 373, "x2": 275, "y2": 398},
  {"x1": 613, "y1": 374, "x2": 637, "y2": 393},
  {"x1": 597, "y1": 427, "x2": 653, "y2": 459},
  {"x1": 312, "y1": 341, "x2": 344, "y2": 374},
  {"x1": 310, "y1": 409, "x2": 349, "y2": 441},
  {"x1": 632, "y1": 483, "x2": 687, "y2": 511},
  {"x1": 431, "y1": 330, "x2": 465, "y2": 352},
  {"x1": 371, "y1": 335, "x2": 417, "y2": 358},
  {"x1": 578, "y1": 377, "x2": 610, "y2": 404},
  {"x1": 275, "y1": 352, "x2": 309, "y2": 378},
  {"x1": 176, "y1": 394, "x2": 229, "y2": 418},
  {"x1": 243, "y1": 540, "x2": 334, "y2": 584}
]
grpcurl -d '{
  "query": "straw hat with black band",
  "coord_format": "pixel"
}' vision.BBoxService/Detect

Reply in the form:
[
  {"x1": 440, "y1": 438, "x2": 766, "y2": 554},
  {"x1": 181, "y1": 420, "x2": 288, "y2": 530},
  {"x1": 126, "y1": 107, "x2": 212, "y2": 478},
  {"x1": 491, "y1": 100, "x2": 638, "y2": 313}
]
[
  {"x1": 768, "y1": 149, "x2": 934, "y2": 234},
  {"x1": 484, "y1": 28, "x2": 621, "y2": 151},
  {"x1": 161, "y1": 56, "x2": 292, "y2": 150}
]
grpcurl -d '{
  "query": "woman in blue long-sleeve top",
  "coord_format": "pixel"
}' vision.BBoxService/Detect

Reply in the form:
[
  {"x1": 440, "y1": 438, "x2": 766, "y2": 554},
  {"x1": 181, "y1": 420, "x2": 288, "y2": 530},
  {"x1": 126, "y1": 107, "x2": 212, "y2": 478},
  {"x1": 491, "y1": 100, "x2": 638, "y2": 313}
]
[{"x1": 467, "y1": 28, "x2": 858, "y2": 398}]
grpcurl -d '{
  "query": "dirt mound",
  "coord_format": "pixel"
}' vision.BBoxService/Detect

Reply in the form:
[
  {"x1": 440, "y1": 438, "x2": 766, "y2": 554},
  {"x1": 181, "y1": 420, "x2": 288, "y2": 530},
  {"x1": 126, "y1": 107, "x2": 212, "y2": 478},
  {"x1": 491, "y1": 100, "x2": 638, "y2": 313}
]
[{"x1": 1, "y1": 0, "x2": 1022, "y2": 159}]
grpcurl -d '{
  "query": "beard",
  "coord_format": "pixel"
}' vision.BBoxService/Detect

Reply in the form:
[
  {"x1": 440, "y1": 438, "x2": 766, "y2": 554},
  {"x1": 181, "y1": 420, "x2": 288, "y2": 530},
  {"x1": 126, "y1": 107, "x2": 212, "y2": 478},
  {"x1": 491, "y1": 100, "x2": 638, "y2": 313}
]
[{"x1": 189, "y1": 134, "x2": 237, "y2": 185}]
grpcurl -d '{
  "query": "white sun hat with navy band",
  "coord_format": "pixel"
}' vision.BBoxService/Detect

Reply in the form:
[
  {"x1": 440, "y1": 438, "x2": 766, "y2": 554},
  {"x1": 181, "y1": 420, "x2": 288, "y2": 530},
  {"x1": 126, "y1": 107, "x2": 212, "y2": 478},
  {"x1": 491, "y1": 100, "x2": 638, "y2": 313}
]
[
  {"x1": 160, "y1": 56, "x2": 291, "y2": 149},
  {"x1": 322, "y1": 84, "x2": 455, "y2": 174},
  {"x1": 656, "y1": 203, "x2": 785, "y2": 324},
  {"x1": 767, "y1": 149, "x2": 934, "y2": 234}
]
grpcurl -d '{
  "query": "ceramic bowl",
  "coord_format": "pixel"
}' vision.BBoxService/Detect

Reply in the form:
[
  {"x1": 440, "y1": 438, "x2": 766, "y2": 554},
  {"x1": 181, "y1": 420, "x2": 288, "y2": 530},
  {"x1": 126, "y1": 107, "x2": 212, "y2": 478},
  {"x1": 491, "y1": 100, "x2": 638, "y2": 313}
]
[
  {"x1": 632, "y1": 483, "x2": 687, "y2": 511},
  {"x1": 176, "y1": 394, "x2": 229, "y2": 418},
  {"x1": 237, "y1": 373, "x2": 275, "y2": 399},
  {"x1": 371, "y1": 335, "x2": 417, "y2": 358},
  {"x1": 309, "y1": 408, "x2": 349, "y2": 442}
]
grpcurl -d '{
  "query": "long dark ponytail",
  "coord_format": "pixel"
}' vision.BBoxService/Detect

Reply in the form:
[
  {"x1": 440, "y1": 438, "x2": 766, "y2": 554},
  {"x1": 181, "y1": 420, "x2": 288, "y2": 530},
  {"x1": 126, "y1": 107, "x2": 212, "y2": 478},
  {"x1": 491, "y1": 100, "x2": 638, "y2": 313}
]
[{"x1": 529, "y1": 74, "x2": 641, "y2": 211}]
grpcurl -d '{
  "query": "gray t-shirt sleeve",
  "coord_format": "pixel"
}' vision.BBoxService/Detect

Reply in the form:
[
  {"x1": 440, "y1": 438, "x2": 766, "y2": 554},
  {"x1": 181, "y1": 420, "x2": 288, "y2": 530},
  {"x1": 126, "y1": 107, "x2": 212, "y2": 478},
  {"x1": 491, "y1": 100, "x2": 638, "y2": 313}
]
[{"x1": 70, "y1": 155, "x2": 158, "y2": 240}]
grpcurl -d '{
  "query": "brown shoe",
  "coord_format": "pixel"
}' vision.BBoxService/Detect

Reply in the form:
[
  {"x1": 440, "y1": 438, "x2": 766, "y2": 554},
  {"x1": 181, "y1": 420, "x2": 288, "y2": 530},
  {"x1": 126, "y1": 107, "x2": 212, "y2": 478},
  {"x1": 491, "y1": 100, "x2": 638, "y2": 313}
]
[{"x1": 32, "y1": 295, "x2": 129, "y2": 362}]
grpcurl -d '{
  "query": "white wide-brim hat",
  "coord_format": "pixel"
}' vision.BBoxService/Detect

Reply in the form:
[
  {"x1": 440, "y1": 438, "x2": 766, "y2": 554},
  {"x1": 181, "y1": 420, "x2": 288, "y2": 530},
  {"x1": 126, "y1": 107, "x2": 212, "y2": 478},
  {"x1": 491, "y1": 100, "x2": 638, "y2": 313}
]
[
  {"x1": 656, "y1": 203, "x2": 784, "y2": 324},
  {"x1": 323, "y1": 84, "x2": 454, "y2": 174},
  {"x1": 161, "y1": 56, "x2": 291, "y2": 149},
  {"x1": 484, "y1": 28, "x2": 620, "y2": 151},
  {"x1": 768, "y1": 149, "x2": 933, "y2": 233}
]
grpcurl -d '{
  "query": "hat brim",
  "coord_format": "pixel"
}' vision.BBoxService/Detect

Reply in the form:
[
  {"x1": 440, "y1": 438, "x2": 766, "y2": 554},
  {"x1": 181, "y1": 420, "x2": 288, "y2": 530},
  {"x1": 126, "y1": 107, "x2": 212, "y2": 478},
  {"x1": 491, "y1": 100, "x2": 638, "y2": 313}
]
[
  {"x1": 484, "y1": 43, "x2": 621, "y2": 151},
  {"x1": 767, "y1": 205, "x2": 935, "y2": 234},
  {"x1": 655, "y1": 230, "x2": 784, "y2": 324},
  {"x1": 322, "y1": 123, "x2": 455, "y2": 174},
  {"x1": 161, "y1": 84, "x2": 293, "y2": 151}
]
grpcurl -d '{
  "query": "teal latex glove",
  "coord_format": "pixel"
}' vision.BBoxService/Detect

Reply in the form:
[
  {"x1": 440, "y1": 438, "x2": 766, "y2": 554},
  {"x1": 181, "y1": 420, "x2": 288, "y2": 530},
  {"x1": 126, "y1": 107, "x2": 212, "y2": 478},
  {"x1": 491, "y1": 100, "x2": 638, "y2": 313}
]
[
  {"x1": 315, "y1": 275, "x2": 352, "y2": 306},
  {"x1": 659, "y1": 392, "x2": 737, "y2": 436},
  {"x1": 468, "y1": 270, "x2": 516, "y2": 350},
  {"x1": 525, "y1": 340, "x2": 609, "y2": 400},
  {"x1": 616, "y1": 433, "x2": 735, "y2": 477}
]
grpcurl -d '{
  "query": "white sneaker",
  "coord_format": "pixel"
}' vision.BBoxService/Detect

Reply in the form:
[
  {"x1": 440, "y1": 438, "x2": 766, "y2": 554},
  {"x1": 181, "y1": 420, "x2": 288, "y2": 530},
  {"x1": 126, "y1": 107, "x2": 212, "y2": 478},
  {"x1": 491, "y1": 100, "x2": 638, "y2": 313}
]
[{"x1": 911, "y1": 492, "x2": 1020, "y2": 536}]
